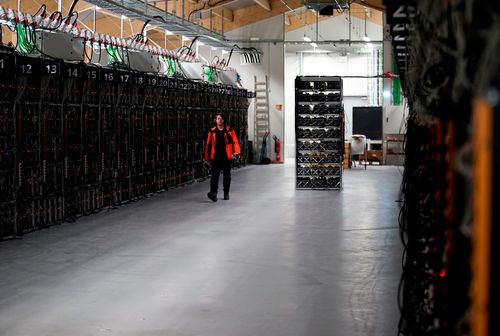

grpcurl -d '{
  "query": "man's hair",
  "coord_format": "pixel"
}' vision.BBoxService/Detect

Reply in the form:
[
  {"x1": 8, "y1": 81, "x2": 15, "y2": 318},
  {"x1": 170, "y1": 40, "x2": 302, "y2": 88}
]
[{"x1": 215, "y1": 112, "x2": 227, "y2": 123}]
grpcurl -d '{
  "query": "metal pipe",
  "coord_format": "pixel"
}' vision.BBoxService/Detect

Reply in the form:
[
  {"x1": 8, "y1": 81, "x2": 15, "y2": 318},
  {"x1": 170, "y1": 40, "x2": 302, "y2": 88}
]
[
  {"x1": 121, "y1": 15, "x2": 124, "y2": 38},
  {"x1": 316, "y1": 10, "x2": 318, "y2": 42},
  {"x1": 198, "y1": 0, "x2": 240, "y2": 13},
  {"x1": 227, "y1": 39, "x2": 384, "y2": 44},
  {"x1": 83, "y1": 0, "x2": 232, "y2": 48},
  {"x1": 221, "y1": 10, "x2": 224, "y2": 36},
  {"x1": 210, "y1": 9, "x2": 213, "y2": 32},
  {"x1": 93, "y1": 5, "x2": 97, "y2": 32},
  {"x1": 349, "y1": 9, "x2": 351, "y2": 45}
]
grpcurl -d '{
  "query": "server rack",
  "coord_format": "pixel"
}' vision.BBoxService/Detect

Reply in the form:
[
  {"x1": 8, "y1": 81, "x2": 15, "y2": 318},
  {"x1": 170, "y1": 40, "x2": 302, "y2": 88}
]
[
  {"x1": 295, "y1": 76, "x2": 344, "y2": 190},
  {"x1": 0, "y1": 48, "x2": 250, "y2": 240}
]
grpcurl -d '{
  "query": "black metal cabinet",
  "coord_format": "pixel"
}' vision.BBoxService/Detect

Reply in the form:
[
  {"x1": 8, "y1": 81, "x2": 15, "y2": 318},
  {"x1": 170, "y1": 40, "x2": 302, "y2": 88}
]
[{"x1": 295, "y1": 76, "x2": 344, "y2": 190}]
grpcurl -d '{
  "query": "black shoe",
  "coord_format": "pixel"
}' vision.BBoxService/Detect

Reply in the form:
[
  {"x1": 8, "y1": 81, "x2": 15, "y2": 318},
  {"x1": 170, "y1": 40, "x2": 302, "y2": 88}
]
[
  {"x1": 223, "y1": 193, "x2": 230, "y2": 200},
  {"x1": 207, "y1": 192, "x2": 217, "y2": 202}
]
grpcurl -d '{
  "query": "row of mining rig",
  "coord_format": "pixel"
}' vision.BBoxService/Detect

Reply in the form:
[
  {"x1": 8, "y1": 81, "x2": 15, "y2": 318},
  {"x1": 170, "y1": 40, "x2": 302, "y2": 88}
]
[
  {"x1": 384, "y1": 0, "x2": 500, "y2": 334},
  {"x1": 295, "y1": 76, "x2": 344, "y2": 190},
  {"x1": 0, "y1": 49, "x2": 250, "y2": 240}
]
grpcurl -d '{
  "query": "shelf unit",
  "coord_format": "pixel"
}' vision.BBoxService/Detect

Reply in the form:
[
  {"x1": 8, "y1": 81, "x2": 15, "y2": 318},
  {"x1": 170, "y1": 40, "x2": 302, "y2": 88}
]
[
  {"x1": 384, "y1": 133, "x2": 405, "y2": 166},
  {"x1": 295, "y1": 76, "x2": 344, "y2": 190}
]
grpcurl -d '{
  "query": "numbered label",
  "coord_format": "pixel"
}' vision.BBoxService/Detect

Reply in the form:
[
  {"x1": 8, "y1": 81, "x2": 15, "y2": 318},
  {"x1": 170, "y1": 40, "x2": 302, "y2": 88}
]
[
  {"x1": 118, "y1": 73, "x2": 130, "y2": 84},
  {"x1": 158, "y1": 77, "x2": 168, "y2": 87},
  {"x1": 86, "y1": 69, "x2": 98, "y2": 80},
  {"x1": 146, "y1": 76, "x2": 158, "y2": 86},
  {"x1": 65, "y1": 66, "x2": 80, "y2": 79},
  {"x1": 102, "y1": 70, "x2": 115, "y2": 83},
  {"x1": 133, "y1": 74, "x2": 145, "y2": 85},
  {"x1": 0, "y1": 53, "x2": 13, "y2": 75},
  {"x1": 19, "y1": 63, "x2": 34, "y2": 75},
  {"x1": 44, "y1": 63, "x2": 60, "y2": 76}
]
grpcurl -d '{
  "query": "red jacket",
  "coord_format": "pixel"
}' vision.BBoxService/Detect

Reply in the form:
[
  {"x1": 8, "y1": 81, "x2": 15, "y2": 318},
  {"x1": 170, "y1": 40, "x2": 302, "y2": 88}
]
[{"x1": 204, "y1": 125, "x2": 241, "y2": 161}]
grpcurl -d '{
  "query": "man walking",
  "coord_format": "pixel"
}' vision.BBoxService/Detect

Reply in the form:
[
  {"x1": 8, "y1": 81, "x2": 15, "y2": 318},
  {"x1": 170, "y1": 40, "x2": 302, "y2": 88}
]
[{"x1": 204, "y1": 113, "x2": 240, "y2": 202}]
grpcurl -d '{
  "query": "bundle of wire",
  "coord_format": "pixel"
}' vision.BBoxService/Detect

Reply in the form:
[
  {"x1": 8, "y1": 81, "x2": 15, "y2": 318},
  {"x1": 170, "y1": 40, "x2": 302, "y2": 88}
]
[{"x1": 226, "y1": 45, "x2": 261, "y2": 64}]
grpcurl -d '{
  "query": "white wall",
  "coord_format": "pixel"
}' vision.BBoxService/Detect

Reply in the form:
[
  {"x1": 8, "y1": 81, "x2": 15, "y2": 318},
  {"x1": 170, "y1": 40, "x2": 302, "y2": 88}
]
[
  {"x1": 206, "y1": 16, "x2": 286, "y2": 162},
  {"x1": 227, "y1": 42, "x2": 285, "y2": 162},
  {"x1": 197, "y1": 12, "x2": 406, "y2": 162},
  {"x1": 284, "y1": 51, "x2": 375, "y2": 159},
  {"x1": 196, "y1": 39, "x2": 285, "y2": 162}
]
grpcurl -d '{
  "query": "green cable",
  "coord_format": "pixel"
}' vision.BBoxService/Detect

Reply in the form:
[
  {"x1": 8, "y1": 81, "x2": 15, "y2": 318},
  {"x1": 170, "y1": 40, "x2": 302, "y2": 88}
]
[
  {"x1": 167, "y1": 58, "x2": 176, "y2": 77},
  {"x1": 16, "y1": 23, "x2": 36, "y2": 54},
  {"x1": 204, "y1": 66, "x2": 214, "y2": 83},
  {"x1": 107, "y1": 45, "x2": 122, "y2": 64}
]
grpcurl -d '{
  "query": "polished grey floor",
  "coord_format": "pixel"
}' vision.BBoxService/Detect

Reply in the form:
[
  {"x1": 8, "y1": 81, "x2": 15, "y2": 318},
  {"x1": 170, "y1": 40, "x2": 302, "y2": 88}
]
[{"x1": 0, "y1": 164, "x2": 402, "y2": 336}]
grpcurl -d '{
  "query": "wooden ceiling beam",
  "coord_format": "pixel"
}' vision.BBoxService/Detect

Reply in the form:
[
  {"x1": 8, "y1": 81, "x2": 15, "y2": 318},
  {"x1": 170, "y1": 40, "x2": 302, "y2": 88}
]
[
  {"x1": 285, "y1": 3, "x2": 383, "y2": 33},
  {"x1": 352, "y1": 0, "x2": 385, "y2": 12},
  {"x1": 222, "y1": 0, "x2": 302, "y2": 32},
  {"x1": 253, "y1": 0, "x2": 272, "y2": 11},
  {"x1": 212, "y1": 7, "x2": 234, "y2": 22},
  {"x1": 284, "y1": 15, "x2": 291, "y2": 26}
]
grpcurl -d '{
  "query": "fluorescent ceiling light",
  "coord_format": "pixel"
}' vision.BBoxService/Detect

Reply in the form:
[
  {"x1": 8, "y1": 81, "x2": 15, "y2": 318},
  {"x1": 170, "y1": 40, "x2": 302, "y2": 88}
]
[
  {"x1": 303, "y1": 49, "x2": 329, "y2": 54},
  {"x1": 363, "y1": 35, "x2": 371, "y2": 42},
  {"x1": 250, "y1": 37, "x2": 260, "y2": 41},
  {"x1": 302, "y1": 36, "x2": 312, "y2": 42},
  {"x1": 165, "y1": 30, "x2": 174, "y2": 35},
  {"x1": 310, "y1": 42, "x2": 318, "y2": 48}
]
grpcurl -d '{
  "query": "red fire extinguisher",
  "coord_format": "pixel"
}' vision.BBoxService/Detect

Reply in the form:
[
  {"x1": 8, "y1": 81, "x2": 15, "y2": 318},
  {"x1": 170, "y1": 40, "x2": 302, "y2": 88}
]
[{"x1": 273, "y1": 135, "x2": 281, "y2": 162}]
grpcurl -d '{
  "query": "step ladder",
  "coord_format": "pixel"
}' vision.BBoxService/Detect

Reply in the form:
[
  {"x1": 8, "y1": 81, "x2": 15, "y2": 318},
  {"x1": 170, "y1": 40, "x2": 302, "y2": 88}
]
[{"x1": 254, "y1": 76, "x2": 270, "y2": 162}]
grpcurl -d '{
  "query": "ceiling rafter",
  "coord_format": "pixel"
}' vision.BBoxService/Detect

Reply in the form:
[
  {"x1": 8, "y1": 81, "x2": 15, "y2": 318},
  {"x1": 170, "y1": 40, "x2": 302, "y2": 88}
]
[
  {"x1": 352, "y1": 0, "x2": 385, "y2": 12},
  {"x1": 253, "y1": 0, "x2": 272, "y2": 11},
  {"x1": 284, "y1": 15, "x2": 291, "y2": 25},
  {"x1": 212, "y1": 7, "x2": 234, "y2": 22},
  {"x1": 285, "y1": 3, "x2": 383, "y2": 33}
]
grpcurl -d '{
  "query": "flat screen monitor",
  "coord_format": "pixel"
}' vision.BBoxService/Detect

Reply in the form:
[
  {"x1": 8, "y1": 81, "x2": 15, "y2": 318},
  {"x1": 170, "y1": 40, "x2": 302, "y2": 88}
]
[{"x1": 352, "y1": 106, "x2": 383, "y2": 140}]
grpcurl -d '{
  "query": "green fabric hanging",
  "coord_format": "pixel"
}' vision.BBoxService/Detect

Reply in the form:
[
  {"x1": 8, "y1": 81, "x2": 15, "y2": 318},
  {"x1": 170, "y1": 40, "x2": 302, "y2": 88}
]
[{"x1": 392, "y1": 59, "x2": 401, "y2": 106}]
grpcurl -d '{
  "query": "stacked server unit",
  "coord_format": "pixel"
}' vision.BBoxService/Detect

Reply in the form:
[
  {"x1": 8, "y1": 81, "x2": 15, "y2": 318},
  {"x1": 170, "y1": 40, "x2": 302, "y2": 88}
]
[
  {"x1": 295, "y1": 76, "x2": 344, "y2": 190},
  {"x1": 0, "y1": 48, "x2": 250, "y2": 240}
]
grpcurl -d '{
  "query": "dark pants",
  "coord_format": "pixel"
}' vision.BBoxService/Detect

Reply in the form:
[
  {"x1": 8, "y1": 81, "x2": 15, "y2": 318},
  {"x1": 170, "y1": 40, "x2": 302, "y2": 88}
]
[{"x1": 210, "y1": 159, "x2": 232, "y2": 194}]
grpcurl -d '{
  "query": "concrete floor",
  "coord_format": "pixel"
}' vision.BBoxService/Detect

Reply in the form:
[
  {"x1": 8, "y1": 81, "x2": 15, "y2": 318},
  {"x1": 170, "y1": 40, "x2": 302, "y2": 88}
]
[{"x1": 0, "y1": 164, "x2": 402, "y2": 336}]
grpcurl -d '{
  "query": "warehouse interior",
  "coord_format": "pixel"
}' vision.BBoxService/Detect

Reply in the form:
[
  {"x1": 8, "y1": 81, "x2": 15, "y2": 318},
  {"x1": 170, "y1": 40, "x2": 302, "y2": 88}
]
[{"x1": 0, "y1": 0, "x2": 498, "y2": 335}]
